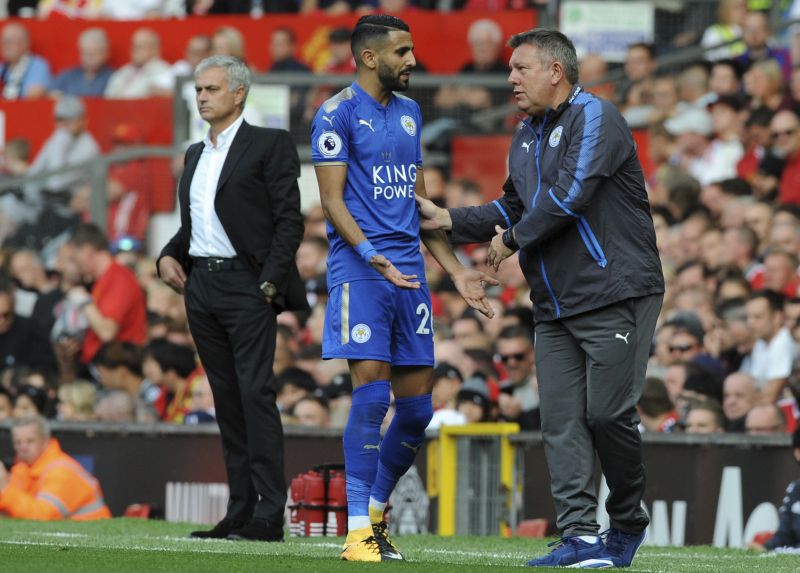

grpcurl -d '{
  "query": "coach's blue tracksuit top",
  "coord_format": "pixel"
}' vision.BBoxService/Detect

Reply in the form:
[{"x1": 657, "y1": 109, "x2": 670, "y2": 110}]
[{"x1": 449, "y1": 85, "x2": 665, "y2": 321}]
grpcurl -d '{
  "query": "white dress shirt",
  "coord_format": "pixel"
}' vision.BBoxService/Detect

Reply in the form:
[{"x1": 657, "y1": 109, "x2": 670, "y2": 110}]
[
  {"x1": 741, "y1": 327, "x2": 797, "y2": 390},
  {"x1": 188, "y1": 115, "x2": 244, "y2": 258}
]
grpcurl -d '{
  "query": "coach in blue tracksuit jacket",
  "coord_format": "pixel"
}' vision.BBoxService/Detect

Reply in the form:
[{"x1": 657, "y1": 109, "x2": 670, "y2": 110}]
[{"x1": 417, "y1": 29, "x2": 664, "y2": 568}]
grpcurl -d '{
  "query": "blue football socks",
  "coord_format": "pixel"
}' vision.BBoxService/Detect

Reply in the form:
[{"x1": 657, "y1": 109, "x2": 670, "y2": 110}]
[
  {"x1": 343, "y1": 380, "x2": 390, "y2": 530},
  {"x1": 369, "y1": 393, "x2": 433, "y2": 509}
]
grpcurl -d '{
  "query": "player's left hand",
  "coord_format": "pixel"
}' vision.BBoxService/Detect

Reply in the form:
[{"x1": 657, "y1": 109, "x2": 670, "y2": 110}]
[
  {"x1": 370, "y1": 254, "x2": 421, "y2": 289},
  {"x1": 488, "y1": 225, "x2": 514, "y2": 272},
  {"x1": 452, "y1": 267, "x2": 499, "y2": 318}
]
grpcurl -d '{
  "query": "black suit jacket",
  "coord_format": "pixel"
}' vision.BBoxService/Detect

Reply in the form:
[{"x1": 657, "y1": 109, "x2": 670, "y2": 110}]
[{"x1": 159, "y1": 121, "x2": 308, "y2": 312}]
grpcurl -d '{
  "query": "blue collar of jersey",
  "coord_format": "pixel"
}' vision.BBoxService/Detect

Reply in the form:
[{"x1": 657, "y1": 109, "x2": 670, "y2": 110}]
[{"x1": 351, "y1": 81, "x2": 394, "y2": 110}]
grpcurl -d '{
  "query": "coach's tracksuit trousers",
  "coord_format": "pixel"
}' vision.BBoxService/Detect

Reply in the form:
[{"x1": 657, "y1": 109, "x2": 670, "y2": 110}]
[{"x1": 535, "y1": 293, "x2": 663, "y2": 538}]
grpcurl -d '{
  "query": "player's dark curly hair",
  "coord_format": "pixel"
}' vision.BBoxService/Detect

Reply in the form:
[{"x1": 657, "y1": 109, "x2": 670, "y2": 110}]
[{"x1": 351, "y1": 15, "x2": 410, "y2": 68}]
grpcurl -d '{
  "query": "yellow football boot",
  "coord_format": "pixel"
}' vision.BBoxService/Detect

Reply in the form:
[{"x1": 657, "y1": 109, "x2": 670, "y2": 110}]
[
  {"x1": 372, "y1": 521, "x2": 404, "y2": 561},
  {"x1": 340, "y1": 526, "x2": 381, "y2": 562}
]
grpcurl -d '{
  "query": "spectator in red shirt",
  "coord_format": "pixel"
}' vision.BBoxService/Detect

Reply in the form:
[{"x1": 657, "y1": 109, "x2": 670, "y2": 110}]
[
  {"x1": 107, "y1": 172, "x2": 149, "y2": 244},
  {"x1": 106, "y1": 124, "x2": 151, "y2": 244},
  {"x1": 770, "y1": 109, "x2": 800, "y2": 205},
  {"x1": 750, "y1": 249, "x2": 800, "y2": 298},
  {"x1": 737, "y1": 107, "x2": 774, "y2": 182},
  {"x1": 65, "y1": 223, "x2": 146, "y2": 365}
]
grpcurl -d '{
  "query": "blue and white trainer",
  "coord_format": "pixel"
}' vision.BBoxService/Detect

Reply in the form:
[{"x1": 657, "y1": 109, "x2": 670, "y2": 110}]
[
  {"x1": 526, "y1": 537, "x2": 613, "y2": 568},
  {"x1": 599, "y1": 528, "x2": 647, "y2": 567}
]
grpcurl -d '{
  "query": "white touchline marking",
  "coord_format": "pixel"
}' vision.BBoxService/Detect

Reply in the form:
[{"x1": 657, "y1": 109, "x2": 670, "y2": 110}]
[
  {"x1": 26, "y1": 532, "x2": 89, "y2": 538},
  {"x1": 0, "y1": 539, "x2": 234, "y2": 555},
  {"x1": 3, "y1": 535, "x2": 767, "y2": 570},
  {"x1": 644, "y1": 552, "x2": 742, "y2": 559},
  {"x1": 416, "y1": 547, "x2": 528, "y2": 559},
  {"x1": 0, "y1": 538, "x2": 525, "y2": 566}
]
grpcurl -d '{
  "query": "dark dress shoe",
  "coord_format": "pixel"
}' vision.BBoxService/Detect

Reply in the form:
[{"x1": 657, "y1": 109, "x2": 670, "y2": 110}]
[
  {"x1": 227, "y1": 518, "x2": 284, "y2": 542},
  {"x1": 190, "y1": 518, "x2": 246, "y2": 539}
]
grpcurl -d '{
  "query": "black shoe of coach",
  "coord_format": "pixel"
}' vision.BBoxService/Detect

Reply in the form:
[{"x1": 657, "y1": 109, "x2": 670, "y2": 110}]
[
  {"x1": 227, "y1": 518, "x2": 285, "y2": 542},
  {"x1": 190, "y1": 517, "x2": 246, "y2": 539}
]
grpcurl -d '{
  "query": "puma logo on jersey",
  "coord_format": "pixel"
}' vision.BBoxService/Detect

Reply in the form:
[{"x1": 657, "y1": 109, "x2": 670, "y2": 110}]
[
  {"x1": 615, "y1": 332, "x2": 630, "y2": 344},
  {"x1": 363, "y1": 444, "x2": 380, "y2": 451},
  {"x1": 359, "y1": 118, "x2": 375, "y2": 132},
  {"x1": 521, "y1": 140, "x2": 534, "y2": 152},
  {"x1": 400, "y1": 441, "x2": 420, "y2": 454},
  {"x1": 322, "y1": 115, "x2": 334, "y2": 126}
]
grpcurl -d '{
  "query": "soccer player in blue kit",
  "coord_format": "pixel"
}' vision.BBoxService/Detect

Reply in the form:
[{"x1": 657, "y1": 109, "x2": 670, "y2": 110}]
[{"x1": 312, "y1": 14, "x2": 498, "y2": 562}]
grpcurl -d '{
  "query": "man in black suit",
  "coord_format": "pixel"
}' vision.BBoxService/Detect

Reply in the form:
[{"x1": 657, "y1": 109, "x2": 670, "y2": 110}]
[{"x1": 158, "y1": 55, "x2": 306, "y2": 542}]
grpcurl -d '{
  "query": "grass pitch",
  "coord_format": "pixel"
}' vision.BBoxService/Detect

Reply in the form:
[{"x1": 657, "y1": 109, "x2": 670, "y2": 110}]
[{"x1": 0, "y1": 519, "x2": 796, "y2": 572}]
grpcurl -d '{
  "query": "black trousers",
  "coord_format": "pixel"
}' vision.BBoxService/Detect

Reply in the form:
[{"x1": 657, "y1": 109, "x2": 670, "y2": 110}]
[
  {"x1": 184, "y1": 264, "x2": 286, "y2": 525},
  {"x1": 535, "y1": 293, "x2": 662, "y2": 537}
]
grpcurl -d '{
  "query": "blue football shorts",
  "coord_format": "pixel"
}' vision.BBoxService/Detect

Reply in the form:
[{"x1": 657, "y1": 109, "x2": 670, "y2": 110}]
[{"x1": 322, "y1": 279, "x2": 434, "y2": 366}]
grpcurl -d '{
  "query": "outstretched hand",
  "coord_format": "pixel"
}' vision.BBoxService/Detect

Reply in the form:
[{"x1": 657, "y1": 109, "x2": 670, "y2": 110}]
[
  {"x1": 487, "y1": 225, "x2": 514, "y2": 272},
  {"x1": 370, "y1": 254, "x2": 420, "y2": 289},
  {"x1": 452, "y1": 267, "x2": 500, "y2": 318},
  {"x1": 415, "y1": 194, "x2": 452, "y2": 232}
]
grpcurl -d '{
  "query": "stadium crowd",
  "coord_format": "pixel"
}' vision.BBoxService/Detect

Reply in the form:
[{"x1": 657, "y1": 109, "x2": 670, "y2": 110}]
[
  {"x1": 1, "y1": 4, "x2": 800, "y2": 445},
  {"x1": 0, "y1": 0, "x2": 542, "y2": 18}
]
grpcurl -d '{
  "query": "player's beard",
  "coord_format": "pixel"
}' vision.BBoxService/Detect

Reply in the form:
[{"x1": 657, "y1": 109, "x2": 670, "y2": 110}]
[{"x1": 378, "y1": 61, "x2": 410, "y2": 92}]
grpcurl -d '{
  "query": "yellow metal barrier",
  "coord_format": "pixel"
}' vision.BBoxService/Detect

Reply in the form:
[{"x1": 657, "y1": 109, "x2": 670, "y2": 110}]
[{"x1": 428, "y1": 423, "x2": 520, "y2": 536}]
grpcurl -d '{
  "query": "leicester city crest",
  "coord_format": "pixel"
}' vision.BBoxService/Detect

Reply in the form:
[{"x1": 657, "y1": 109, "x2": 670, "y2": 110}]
[
  {"x1": 400, "y1": 115, "x2": 416, "y2": 136},
  {"x1": 352, "y1": 323, "x2": 371, "y2": 344},
  {"x1": 549, "y1": 126, "x2": 563, "y2": 148}
]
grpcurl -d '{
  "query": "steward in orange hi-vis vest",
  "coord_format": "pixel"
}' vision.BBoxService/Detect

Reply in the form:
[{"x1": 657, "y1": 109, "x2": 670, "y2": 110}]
[{"x1": 0, "y1": 417, "x2": 110, "y2": 520}]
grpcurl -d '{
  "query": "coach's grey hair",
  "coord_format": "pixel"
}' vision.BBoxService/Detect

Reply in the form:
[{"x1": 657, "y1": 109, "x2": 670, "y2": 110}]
[
  {"x1": 195, "y1": 55, "x2": 251, "y2": 105},
  {"x1": 508, "y1": 29, "x2": 579, "y2": 85},
  {"x1": 12, "y1": 415, "x2": 51, "y2": 441}
]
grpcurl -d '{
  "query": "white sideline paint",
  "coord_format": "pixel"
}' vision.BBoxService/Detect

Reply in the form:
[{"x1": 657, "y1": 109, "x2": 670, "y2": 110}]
[
  {"x1": 0, "y1": 538, "x2": 527, "y2": 565},
  {"x1": 0, "y1": 539, "x2": 234, "y2": 556},
  {"x1": 0, "y1": 539, "x2": 675, "y2": 573},
  {"x1": 8, "y1": 534, "x2": 746, "y2": 561},
  {"x1": 0, "y1": 533, "x2": 742, "y2": 573},
  {"x1": 26, "y1": 532, "x2": 89, "y2": 538}
]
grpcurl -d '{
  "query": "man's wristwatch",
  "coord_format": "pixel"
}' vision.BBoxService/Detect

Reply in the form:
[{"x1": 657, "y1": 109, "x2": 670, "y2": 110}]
[
  {"x1": 502, "y1": 227, "x2": 520, "y2": 252},
  {"x1": 260, "y1": 281, "x2": 278, "y2": 301}
]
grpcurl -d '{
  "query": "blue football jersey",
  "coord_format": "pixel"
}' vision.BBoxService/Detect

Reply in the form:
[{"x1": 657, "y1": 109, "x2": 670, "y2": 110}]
[{"x1": 311, "y1": 82, "x2": 425, "y2": 288}]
